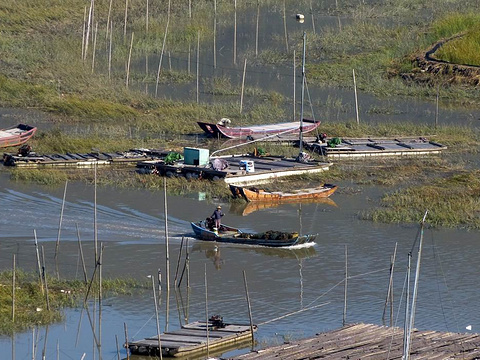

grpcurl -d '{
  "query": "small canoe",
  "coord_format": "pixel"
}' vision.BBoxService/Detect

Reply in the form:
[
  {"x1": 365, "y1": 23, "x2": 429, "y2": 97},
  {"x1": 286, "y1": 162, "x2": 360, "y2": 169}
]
[
  {"x1": 191, "y1": 221, "x2": 316, "y2": 247},
  {"x1": 230, "y1": 184, "x2": 337, "y2": 202},
  {"x1": 197, "y1": 119, "x2": 320, "y2": 139},
  {"x1": 0, "y1": 124, "x2": 37, "y2": 148}
]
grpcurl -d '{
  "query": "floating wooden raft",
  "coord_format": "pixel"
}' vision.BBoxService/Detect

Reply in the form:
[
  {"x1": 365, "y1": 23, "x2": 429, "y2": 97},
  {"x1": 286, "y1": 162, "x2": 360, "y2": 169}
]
[
  {"x1": 307, "y1": 137, "x2": 447, "y2": 158},
  {"x1": 2, "y1": 149, "x2": 168, "y2": 168},
  {"x1": 127, "y1": 320, "x2": 257, "y2": 358},
  {"x1": 232, "y1": 323, "x2": 480, "y2": 360}
]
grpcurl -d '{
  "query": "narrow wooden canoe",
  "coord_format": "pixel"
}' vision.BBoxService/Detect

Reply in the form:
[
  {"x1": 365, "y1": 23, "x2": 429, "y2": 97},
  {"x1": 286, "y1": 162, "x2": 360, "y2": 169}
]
[
  {"x1": 197, "y1": 119, "x2": 320, "y2": 139},
  {"x1": 0, "y1": 124, "x2": 37, "y2": 148},
  {"x1": 191, "y1": 221, "x2": 316, "y2": 247},
  {"x1": 230, "y1": 184, "x2": 338, "y2": 202}
]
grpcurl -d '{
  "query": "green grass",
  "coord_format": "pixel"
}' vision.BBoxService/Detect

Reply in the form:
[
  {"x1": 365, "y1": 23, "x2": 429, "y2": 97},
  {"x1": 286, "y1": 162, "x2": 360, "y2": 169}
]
[
  {"x1": 364, "y1": 171, "x2": 480, "y2": 229},
  {"x1": 0, "y1": 269, "x2": 143, "y2": 335}
]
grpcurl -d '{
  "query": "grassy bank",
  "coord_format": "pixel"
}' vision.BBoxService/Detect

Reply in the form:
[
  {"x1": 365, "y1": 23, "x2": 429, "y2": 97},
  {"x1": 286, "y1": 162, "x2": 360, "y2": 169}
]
[{"x1": 0, "y1": 269, "x2": 143, "y2": 335}]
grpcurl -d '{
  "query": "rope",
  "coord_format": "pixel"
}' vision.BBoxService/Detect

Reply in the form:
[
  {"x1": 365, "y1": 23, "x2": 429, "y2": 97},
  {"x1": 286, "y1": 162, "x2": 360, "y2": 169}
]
[{"x1": 258, "y1": 302, "x2": 330, "y2": 326}]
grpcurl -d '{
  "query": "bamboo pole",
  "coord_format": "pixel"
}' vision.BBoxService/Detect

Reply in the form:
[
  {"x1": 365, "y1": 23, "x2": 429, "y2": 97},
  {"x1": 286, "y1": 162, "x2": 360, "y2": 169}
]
[
  {"x1": 155, "y1": 0, "x2": 171, "y2": 97},
  {"x1": 243, "y1": 270, "x2": 254, "y2": 342},
  {"x1": 108, "y1": 21, "x2": 113, "y2": 79},
  {"x1": 55, "y1": 179, "x2": 68, "y2": 279},
  {"x1": 204, "y1": 264, "x2": 210, "y2": 358},
  {"x1": 146, "y1": 0, "x2": 149, "y2": 33},
  {"x1": 32, "y1": 328, "x2": 35, "y2": 360},
  {"x1": 213, "y1": 0, "x2": 217, "y2": 69},
  {"x1": 240, "y1": 58, "x2": 247, "y2": 113},
  {"x1": 196, "y1": 30, "x2": 200, "y2": 103},
  {"x1": 126, "y1": 31, "x2": 134, "y2": 88},
  {"x1": 382, "y1": 242, "x2": 397, "y2": 326},
  {"x1": 255, "y1": 0, "x2": 259, "y2": 57},
  {"x1": 233, "y1": 0, "x2": 237, "y2": 65},
  {"x1": 33, "y1": 230, "x2": 44, "y2": 294},
  {"x1": 41, "y1": 246, "x2": 50, "y2": 311},
  {"x1": 343, "y1": 244, "x2": 347, "y2": 326},
  {"x1": 164, "y1": 177, "x2": 170, "y2": 295},
  {"x1": 174, "y1": 237, "x2": 184, "y2": 287},
  {"x1": 94, "y1": 162, "x2": 98, "y2": 262},
  {"x1": 82, "y1": 6, "x2": 87, "y2": 60},
  {"x1": 85, "y1": 1, "x2": 93, "y2": 60},
  {"x1": 293, "y1": 50, "x2": 296, "y2": 121},
  {"x1": 123, "y1": 0, "x2": 128, "y2": 39},
  {"x1": 283, "y1": 0, "x2": 288, "y2": 52},
  {"x1": 76, "y1": 223, "x2": 88, "y2": 284},
  {"x1": 310, "y1": 0, "x2": 316, "y2": 34},
  {"x1": 188, "y1": 0, "x2": 192, "y2": 18},
  {"x1": 115, "y1": 335, "x2": 120, "y2": 360},
  {"x1": 149, "y1": 275, "x2": 162, "y2": 359},
  {"x1": 106, "y1": 0, "x2": 113, "y2": 41},
  {"x1": 98, "y1": 244, "x2": 104, "y2": 359},
  {"x1": 168, "y1": 51, "x2": 171, "y2": 71},
  {"x1": 124, "y1": 323, "x2": 130, "y2": 360},
  {"x1": 41, "y1": 325, "x2": 49, "y2": 360},
  {"x1": 188, "y1": 44, "x2": 191, "y2": 75},
  {"x1": 56, "y1": 339, "x2": 59, "y2": 360},
  {"x1": 92, "y1": 22, "x2": 98, "y2": 73},
  {"x1": 353, "y1": 69, "x2": 359, "y2": 124},
  {"x1": 12, "y1": 254, "x2": 15, "y2": 322},
  {"x1": 435, "y1": 85, "x2": 439, "y2": 128}
]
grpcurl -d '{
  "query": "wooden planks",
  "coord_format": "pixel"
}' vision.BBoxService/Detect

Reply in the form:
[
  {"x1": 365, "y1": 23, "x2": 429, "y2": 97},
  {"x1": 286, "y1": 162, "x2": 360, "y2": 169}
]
[
  {"x1": 128, "y1": 321, "x2": 256, "y2": 357},
  {"x1": 231, "y1": 323, "x2": 480, "y2": 360}
]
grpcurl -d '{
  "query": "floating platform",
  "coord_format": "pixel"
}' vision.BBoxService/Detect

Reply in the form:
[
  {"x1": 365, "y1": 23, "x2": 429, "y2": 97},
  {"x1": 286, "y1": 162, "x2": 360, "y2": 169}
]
[
  {"x1": 137, "y1": 155, "x2": 332, "y2": 186},
  {"x1": 232, "y1": 323, "x2": 480, "y2": 359},
  {"x1": 127, "y1": 320, "x2": 256, "y2": 358},
  {"x1": 2, "y1": 149, "x2": 168, "y2": 168},
  {"x1": 307, "y1": 137, "x2": 447, "y2": 158}
]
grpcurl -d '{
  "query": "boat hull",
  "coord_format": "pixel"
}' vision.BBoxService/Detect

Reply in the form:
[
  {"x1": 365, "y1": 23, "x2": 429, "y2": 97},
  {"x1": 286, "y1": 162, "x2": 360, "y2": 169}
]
[
  {"x1": 0, "y1": 124, "x2": 37, "y2": 148},
  {"x1": 197, "y1": 119, "x2": 320, "y2": 139},
  {"x1": 190, "y1": 222, "x2": 316, "y2": 247},
  {"x1": 230, "y1": 184, "x2": 337, "y2": 202}
]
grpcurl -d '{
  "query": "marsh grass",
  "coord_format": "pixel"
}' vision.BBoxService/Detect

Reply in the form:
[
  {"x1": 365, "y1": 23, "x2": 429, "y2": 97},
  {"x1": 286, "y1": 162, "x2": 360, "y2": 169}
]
[
  {"x1": 365, "y1": 171, "x2": 480, "y2": 229},
  {"x1": 0, "y1": 269, "x2": 143, "y2": 335}
]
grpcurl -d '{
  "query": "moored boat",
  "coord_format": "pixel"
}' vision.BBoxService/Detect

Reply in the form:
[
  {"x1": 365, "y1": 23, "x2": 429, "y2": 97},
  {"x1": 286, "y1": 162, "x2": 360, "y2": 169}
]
[
  {"x1": 190, "y1": 221, "x2": 316, "y2": 247},
  {"x1": 197, "y1": 118, "x2": 320, "y2": 139},
  {"x1": 0, "y1": 124, "x2": 37, "y2": 148},
  {"x1": 230, "y1": 183, "x2": 337, "y2": 202}
]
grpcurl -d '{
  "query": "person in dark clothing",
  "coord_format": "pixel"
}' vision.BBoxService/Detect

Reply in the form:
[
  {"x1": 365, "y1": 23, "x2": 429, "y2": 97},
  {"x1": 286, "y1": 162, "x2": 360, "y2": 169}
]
[{"x1": 211, "y1": 205, "x2": 224, "y2": 230}]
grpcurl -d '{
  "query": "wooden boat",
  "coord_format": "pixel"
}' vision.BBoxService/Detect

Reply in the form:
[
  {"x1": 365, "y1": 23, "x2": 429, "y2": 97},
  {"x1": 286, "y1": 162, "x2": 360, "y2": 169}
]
[
  {"x1": 230, "y1": 183, "x2": 337, "y2": 202},
  {"x1": 191, "y1": 221, "x2": 316, "y2": 247},
  {"x1": 230, "y1": 197, "x2": 337, "y2": 216},
  {"x1": 0, "y1": 124, "x2": 37, "y2": 148},
  {"x1": 197, "y1": 118, "x2": 320, "y2": 139}
]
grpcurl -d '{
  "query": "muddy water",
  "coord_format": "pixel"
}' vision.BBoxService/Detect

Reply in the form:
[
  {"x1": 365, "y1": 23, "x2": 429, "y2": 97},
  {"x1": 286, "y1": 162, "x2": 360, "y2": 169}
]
[{"x1": 0, "y1": 173, "x2": 479, "y2": 359}]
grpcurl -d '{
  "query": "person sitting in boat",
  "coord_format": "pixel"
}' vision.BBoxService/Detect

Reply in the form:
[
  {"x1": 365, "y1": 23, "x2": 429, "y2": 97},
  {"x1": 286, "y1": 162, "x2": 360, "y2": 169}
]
[{"x1": 211, "y1": 205, "x2": 224, "y2": 231}]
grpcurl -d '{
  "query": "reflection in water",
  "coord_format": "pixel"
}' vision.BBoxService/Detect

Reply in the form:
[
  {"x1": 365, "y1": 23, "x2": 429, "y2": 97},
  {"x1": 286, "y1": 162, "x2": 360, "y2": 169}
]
[
  {"x1": 230, "y1": 197, "x2": 337, "y2": 216},
  {"x1": 192, "y1": 240, "x2": 317, "y2": 264}
]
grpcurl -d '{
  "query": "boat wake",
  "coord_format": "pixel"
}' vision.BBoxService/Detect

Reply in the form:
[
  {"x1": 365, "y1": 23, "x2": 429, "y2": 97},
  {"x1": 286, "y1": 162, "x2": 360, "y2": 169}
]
[{"x1": 0, "y1": 188, "x2": 187, "y2": 244}]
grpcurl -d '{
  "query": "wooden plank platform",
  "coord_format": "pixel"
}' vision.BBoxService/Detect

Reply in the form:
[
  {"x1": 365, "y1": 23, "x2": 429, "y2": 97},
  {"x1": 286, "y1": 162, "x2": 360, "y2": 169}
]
[
  {"x1": 127, "y1": 320, "x2": 257, "y2": 358},
  {"x1": 137, "y1": 155, "x2": 332, "y2": 186},
  {"x1": 230, "y1": 323, "x2": 480, "y2": 360},
  {"x1": 2, "y1": 149, "x2": 168, "y2": 168},
  {"x1": 307, "y1": 137, "x2": 447, "y2": 158}
]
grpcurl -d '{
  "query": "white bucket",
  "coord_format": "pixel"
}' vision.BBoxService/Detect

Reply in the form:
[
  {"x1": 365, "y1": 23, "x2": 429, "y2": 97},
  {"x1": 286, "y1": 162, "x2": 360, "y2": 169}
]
[{"x1": 240, "y1": 160, "x2": 255, "y2": 173}]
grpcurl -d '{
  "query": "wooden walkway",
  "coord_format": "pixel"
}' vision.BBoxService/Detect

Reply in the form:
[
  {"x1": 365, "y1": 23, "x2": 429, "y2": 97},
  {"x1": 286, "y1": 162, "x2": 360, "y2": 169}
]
[
  {"x1": 230, "y1": 323, "x2": 480, "y2": 360},
  {"x1": 127, "y1": 320, "x2": 256, "y2": 358},
  {"x1": 307, "y1": 137, "x2": 446, "y2": 158}
]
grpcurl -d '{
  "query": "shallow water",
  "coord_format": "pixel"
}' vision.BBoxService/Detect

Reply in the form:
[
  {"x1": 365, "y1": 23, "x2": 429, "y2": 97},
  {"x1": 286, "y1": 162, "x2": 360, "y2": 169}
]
[{"x1": 0, "y1": 173, "x2": 479, "y2": 359}]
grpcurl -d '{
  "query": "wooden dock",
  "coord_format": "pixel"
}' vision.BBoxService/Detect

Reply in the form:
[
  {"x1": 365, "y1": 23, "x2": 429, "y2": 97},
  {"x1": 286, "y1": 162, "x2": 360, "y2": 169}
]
[
  {"x1": 127, "y1": 320, "x2": 257, "y2": 358},
  {"x1": 230, "y1": 323, "x2": 480, "y2": 359},
  {"x1": 306, "y1": 137, "x2": 447, "y2": 158},
  {"x1": 137, "y1": 155, "x2": 332, "y2": 186},
  {"x1": 2, "y1": 149, "x2": 168, "y2": 168}
]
